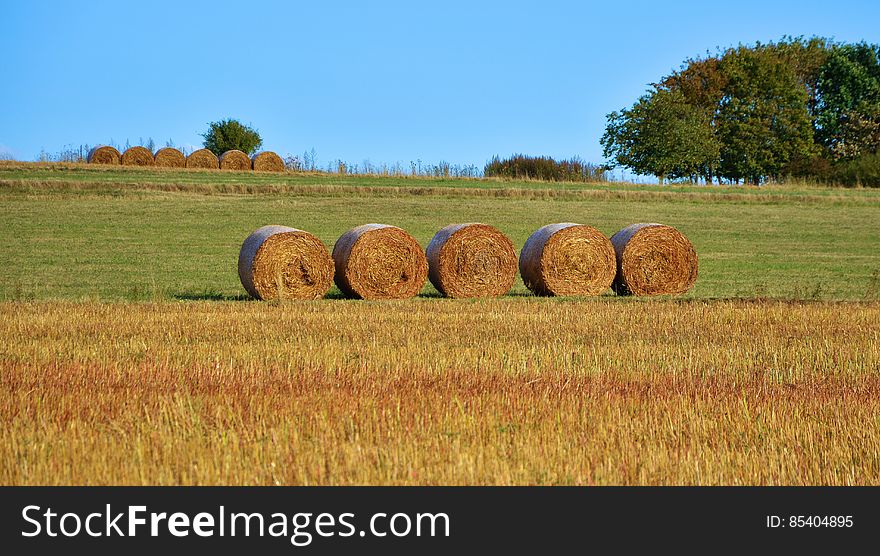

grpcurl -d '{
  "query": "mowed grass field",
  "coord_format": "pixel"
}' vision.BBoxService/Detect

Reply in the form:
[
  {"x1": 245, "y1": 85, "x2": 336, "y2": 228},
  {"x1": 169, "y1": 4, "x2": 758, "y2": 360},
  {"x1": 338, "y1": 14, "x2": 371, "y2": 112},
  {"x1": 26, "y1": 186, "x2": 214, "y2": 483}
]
[
  {"x1": 1, "y1": 162, "x2": 879, "y2": 485},
  {"x1": 2, "y1": 162, "x2": 880, "y2": 301}
]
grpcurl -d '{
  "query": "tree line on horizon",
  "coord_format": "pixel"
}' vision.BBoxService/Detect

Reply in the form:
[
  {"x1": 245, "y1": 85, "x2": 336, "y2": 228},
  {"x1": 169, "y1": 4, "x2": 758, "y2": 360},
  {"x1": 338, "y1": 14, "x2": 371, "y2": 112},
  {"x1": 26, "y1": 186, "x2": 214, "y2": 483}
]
[{"x1": 601, "y1": 37, "x2": 880, "y2": 186}]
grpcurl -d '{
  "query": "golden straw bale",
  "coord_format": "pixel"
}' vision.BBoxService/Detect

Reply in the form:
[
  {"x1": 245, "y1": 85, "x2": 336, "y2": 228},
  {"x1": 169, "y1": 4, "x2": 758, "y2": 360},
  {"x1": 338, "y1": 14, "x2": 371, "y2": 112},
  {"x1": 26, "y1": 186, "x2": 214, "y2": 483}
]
[
  {"x1": 519, "y1": 223, "x2": 616, "y2": 296},
  {"x1": 186, "y1": 149, "x2": 219, "y2": 169},
  {"x1": 252, "y1": 151, "x2": 284, "y2": 172},
  {"x1": 609, "y1": 223, "x2": 698, "y2": 296},
  {"x1": 238, "y1": 225, "x2": 334, "y2": 300},
  {"x1": 153, "y1": 147, "x2": 185, "y2": 168},
  {"x1": 426, "y1": 223, "x2": 516, "y2": 298},
  {"x1": 332, "y1": 224, "x2": 428, "y2": 300},
  {"x1": 219, "y1": 150, "x2": 251, "y2": 171},
  {"x1": 121, "y1": 146, "x2": 154, "y2": 166},
  {"x1": 86, "y1": 145, "x2": 121, "y2": 165}
]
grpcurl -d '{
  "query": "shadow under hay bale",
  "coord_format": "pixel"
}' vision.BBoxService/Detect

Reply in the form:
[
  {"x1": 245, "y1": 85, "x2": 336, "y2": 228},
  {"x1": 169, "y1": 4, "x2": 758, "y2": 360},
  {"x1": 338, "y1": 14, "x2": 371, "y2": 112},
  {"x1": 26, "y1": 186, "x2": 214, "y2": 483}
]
[
  {"x1": 520, "y1": 223, "x2": 616, "y2": 296},
  {"x1": 332, "y1": 224, "x2": 427, "y2": 300},
  {"x1": 86, "y1": 145, "x2": 121, "y2": 165},
  {"x1": 427, "y1": 223, "x2": 516, "y2": 298},
  {"x1": 153, "y1": 147, "x2": 186, "y2": 168},
  {"x1": 610, "y1": 223, "x2": 698, "y2": 296},
  {"x1": 219, "y1": 150, "x2": 251, "y2": 171},
  {"x1": 186, "y1": 149, "x2": 219, "y2": 169},
  {"x1": 252, "y1": 151, "x2": 284, "y2": 172},
  {"x1": 238, "y1": 225, "x2": 334, "y2": 300},
  {"x1": 121, "y1": 146, "x2": 154, "y2": 166}
]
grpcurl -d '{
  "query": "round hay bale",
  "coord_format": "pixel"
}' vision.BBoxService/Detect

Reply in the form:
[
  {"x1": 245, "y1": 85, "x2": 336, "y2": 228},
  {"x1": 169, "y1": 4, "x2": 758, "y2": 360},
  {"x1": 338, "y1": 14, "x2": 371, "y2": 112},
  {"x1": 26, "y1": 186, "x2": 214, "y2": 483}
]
[
  {"x1": 519, "y1": 223, "x2": 616, "y2": 296},
  {"x1": 86, "y1": 145, "x2": 121, "y2": 165},
  {"x1": 186, "y1": 148, "x2": 219, "y2": 169},
  {"x1": 121, "y1": 146, "x2": 155, "y2": 166},
  {"x1": 426, "y1": 223, "x2": 516, "y2": 298},
  {"x1": 153, "y1": 147, "x2": 186, "y2": 168},
  {"x1": 332, "y1": 224, "x2": 428, "y2": 300},
  {"x1": 252, "y1": 151, "x2": 284, "y2": 172},
  {"x1": 219, "y1": 149, "x2": 252, "y2": 171},
  {"x1": 609, "y1": 223, "x2": 698, "y2": 296},
  {"x1": 238, "y1": 225, "x2": 334, "y2": 301}
]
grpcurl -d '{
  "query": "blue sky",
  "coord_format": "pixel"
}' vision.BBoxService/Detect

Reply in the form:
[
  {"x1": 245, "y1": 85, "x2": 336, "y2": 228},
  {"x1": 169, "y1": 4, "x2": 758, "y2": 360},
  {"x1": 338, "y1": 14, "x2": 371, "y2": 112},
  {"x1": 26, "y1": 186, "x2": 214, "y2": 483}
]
[{"x1": 1, "y1": 0, "x2": 878, "y2": 170}]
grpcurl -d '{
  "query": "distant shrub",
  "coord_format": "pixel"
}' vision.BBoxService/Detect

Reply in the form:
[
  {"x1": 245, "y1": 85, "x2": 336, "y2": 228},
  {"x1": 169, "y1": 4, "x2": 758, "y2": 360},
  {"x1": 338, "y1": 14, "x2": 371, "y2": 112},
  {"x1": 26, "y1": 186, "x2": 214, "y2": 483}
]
[
  {"x1": 484, "y1": 154, "x2": 606, "y2": 182},
  {"x1": 201, "y1": 119, "x2": 262, "y2": 156},
  {"x1": 832, "y1": 153, "x2": 880, "y2": 187}
]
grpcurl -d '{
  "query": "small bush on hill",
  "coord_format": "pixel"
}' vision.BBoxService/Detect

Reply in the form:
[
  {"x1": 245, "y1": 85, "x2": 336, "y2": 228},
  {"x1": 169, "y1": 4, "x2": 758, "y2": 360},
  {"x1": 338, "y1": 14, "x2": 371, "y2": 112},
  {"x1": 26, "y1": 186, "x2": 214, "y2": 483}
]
[{"x1": 484, "y1": 154, "x2": 606, "y2": 182}]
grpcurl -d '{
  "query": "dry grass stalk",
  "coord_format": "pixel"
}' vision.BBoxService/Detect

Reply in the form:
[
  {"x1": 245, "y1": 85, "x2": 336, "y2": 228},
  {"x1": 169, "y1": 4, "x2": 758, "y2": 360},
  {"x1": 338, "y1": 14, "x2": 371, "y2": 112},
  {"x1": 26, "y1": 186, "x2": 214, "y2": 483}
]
[
  {"x1": 186, "y1": 149, "x2": 219, "y2": 169},
  {"x1": 219, "y1": 150, "x2": 251, "y2": 171},
  {"x1": 86, "y1": 146, "x2": 121, "y2": 165},
  {"x1": 332, "y1": 224, "x2": 427, "y2": 299},
  {"x1": 153, "y1": 147, "x2": 186, "y2": 168},
  {"x1": 238, "y1": 225, "x2": 334, "y2": 300},
  {"x1": 426, "y1": 223, "x2": 516, "y2": 298},
  {"x1": 610, "y1": 223, "x2": 698, "y2": 296},
  {"x1": 519, "y1": 223, "x2": 616, "y2": 296},
  {"x1": 120, "y1": 146, "x2": 154, "y2": 166},
  {"x1": 252, "y1": 151, "x2": 284, "y2": 172}
]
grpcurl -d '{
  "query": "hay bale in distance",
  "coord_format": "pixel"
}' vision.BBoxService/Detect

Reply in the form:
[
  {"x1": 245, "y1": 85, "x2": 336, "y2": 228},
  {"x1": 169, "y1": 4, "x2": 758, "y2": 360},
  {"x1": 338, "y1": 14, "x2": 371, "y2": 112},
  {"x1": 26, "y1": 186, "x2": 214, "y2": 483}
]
[
  {"x1": 219, "y1": 150, "x2": 252, "y2": 171},
  {"x1": 609, "y1": 223, "x2": 698, "y2": 296},
  {"x1": 519, "y1": 223, "x2": 616, "y2": 296},
  {"x1": 153, "y1": 147, "x2": 186, "y2": 168},
  {"x1": 252, "y1": 151, "x2": 284, "y2": 172},
  {"x1": 426, "y1": 223, "x2": 516, "y2": 298},
  {"x1": 121, "y1": 146, "x2": 155, "y2": 166},
  {"x1": 238, "y1": 225, "x2": 334, "y2": 300},
  {"x1": 186, "y1": 148, "x2": 219, "y2": 169},
  {"x1": 86, "y1": 145, "x2": 121, "y2": 165},
  {"x1": 332, "y1": 224, "x2": 428, "y2": 300}
]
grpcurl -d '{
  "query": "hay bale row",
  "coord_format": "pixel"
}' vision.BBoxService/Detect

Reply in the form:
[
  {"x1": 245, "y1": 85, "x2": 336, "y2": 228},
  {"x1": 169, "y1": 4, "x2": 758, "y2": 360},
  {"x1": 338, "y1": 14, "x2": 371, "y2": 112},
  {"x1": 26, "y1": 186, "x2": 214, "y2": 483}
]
[
  {"x1": 237, "y1": 222, "x2": 697, "y2": 301},
  {"x1": 87, "y1": 146, "x2": 284, "y2": 172}
]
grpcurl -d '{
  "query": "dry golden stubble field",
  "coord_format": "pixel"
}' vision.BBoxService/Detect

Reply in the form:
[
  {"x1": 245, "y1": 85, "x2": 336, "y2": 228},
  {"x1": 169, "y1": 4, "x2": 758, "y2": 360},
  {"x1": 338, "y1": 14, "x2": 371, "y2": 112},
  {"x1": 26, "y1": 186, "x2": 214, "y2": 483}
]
[{"x1": 1, "y1": 299, "x2": 878, "y2": 485}]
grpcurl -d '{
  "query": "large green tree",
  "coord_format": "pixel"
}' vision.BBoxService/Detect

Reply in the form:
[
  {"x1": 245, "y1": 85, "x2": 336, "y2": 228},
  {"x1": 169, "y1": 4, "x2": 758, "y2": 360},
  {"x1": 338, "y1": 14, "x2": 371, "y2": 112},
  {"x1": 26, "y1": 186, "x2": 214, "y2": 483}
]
[
  {"x1": 601, "y1": 89, "x2": 720, "y2": 184},
  {"x1": 658, "y1": 55, "x2": 727, "y2": 112},
  {"x1": 770, "y1": 37, "x2": 829, "y2": 119},
  {"x1": 816, "y1": 42, "x2": 880, "y2": 159},
  {"x1": 603, "y1": 37, "x2": 880, "y2": 186},
  {"x1": 201, "y1": 119, "x2": 263, "y2": 156},
  {"x1": 716, "y1": 46, "x2": 816, "y2": 183}
]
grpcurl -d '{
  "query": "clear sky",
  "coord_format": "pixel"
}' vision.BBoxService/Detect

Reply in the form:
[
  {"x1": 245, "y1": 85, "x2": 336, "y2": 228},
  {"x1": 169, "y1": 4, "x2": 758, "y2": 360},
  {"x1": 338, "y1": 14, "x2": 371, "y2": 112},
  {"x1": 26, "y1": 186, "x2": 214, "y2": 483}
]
[{"x1": 1, "y1": 0, "x2": 878, "y2": 170}]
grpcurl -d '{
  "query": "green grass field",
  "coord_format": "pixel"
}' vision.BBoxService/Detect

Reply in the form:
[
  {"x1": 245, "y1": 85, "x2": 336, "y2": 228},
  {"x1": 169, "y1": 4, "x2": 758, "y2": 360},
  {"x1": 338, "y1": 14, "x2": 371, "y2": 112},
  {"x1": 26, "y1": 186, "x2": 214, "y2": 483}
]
[{"x1": 1, "y1": 163, "x2": 879, "y2": 301}]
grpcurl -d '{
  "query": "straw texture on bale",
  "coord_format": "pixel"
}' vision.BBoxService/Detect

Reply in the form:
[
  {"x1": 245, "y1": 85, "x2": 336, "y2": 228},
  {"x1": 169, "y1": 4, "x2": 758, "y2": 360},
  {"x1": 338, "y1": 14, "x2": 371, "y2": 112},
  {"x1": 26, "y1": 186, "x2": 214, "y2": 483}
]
[
  {"x1": 186, "y1": 149, "x2": 219, "y2": 169},
  {"x1": 519, "y1": 223, "x2": 616, "y2": 296},
  {"x1": 332, "y1": 224, "x2": 428, "y2": 300},
  {"x1": 219, "y1": 150, "x2": 252, "y2": 171},
  {"x1": 86, "y1": 145, "x2": 121, "y2": 165},
  {"x1": 238, "y1": 225, "x2": 334, "y2": 301},
  {"x1": 426, "y1": 223, "x2": 516, "y2": 298},
  {"x1": 153, "y1": 147, "x2": 186, "y2": 168},
  {"x1": 252, "y1": 151, "x2": 284, "y2": 172},
  {"x1": 120, "y1": 146, "x2": 155, "y2": 166},
  {"x1": 610, "y1": 223, "x2": 698, "y2": 296}
]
